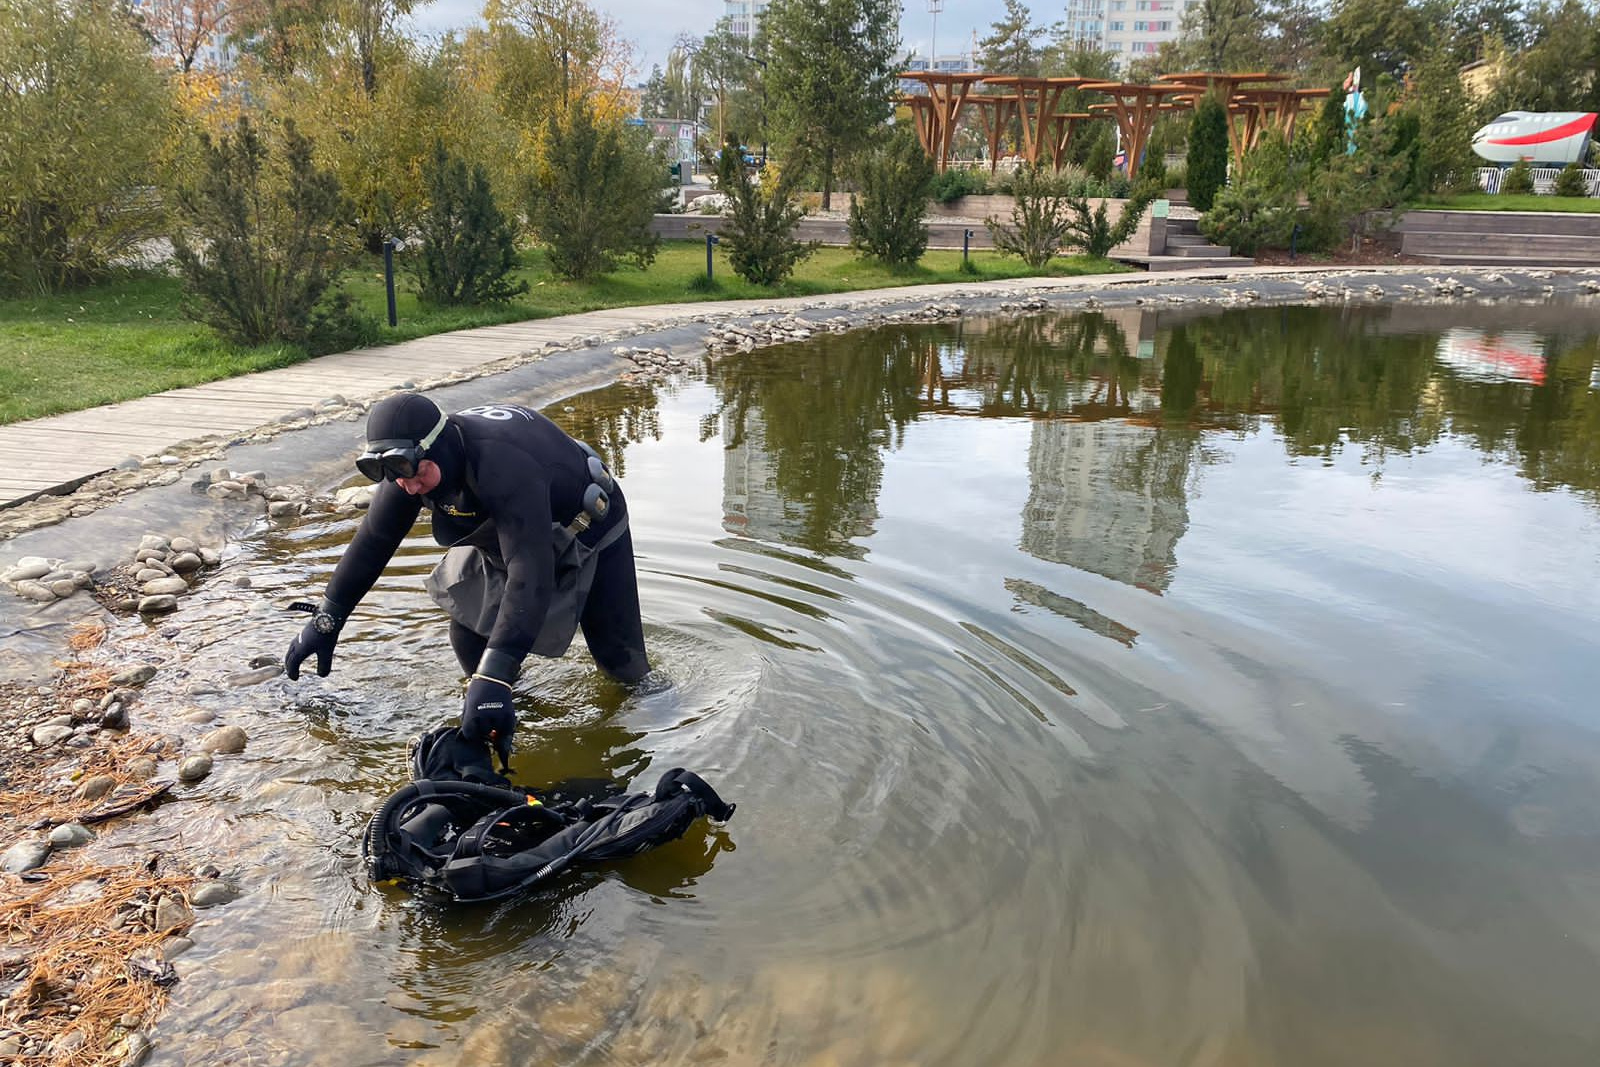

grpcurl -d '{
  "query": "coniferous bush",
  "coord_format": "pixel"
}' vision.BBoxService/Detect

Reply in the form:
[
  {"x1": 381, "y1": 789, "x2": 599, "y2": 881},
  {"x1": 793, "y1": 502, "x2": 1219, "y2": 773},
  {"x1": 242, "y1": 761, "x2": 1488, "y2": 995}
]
[
  {"x1": 986, "y1": 165, "x2": 1074, "y2": 269},
  {"x1": 171, "y1": 117, "x2": 369, "y2": 353},
  {"x1": 1066, "y1": 184, "x2": 1159, "y2": 258},
  {"x1": 1501, "y1": 157, "x2": 1535, "y2": 195},
  {"x1": 1554, "y1": 161, "x2": 1590, "y2": 197},
  {"x1": 530, "y1": 101, "x2": 669, "y2": 281},
  {"x1": 847, "y1": 130, "x2": 936, "y2": 267},
  {"x1": 1084, "y1": 127, "x2": 1115, "y2": 182},
  {"x1": 1187, "y1": 93, "x2": 1231, "y2": 212},
  {"x1": 411, "y1": 141, "x2": 528, "y2": 305},
  {"x1": 714, "y1": 138, "x2": 817, "y2": 285}
]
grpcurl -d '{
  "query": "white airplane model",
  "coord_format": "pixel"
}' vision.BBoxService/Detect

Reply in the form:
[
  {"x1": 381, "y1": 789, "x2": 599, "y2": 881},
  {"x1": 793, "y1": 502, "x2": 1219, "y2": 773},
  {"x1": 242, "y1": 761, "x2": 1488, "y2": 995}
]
[{"x1": 1471, "y1": 111, "x2": 1597, "y2": 166}]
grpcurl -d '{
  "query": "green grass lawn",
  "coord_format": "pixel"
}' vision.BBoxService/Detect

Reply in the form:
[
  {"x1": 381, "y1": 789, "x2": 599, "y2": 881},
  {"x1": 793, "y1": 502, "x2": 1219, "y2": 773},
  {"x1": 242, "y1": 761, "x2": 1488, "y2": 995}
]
[
  {"x1": 1412, "y1": 193, "x2": 1600, "y2": 213},
  {"x1": 0, "y1": 242, "x2": 1126, "y2": 425}
]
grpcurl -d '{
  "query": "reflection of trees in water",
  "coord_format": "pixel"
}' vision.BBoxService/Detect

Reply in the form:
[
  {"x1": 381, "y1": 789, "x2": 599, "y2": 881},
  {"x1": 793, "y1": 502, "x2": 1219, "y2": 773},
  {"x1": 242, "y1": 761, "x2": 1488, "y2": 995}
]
[
  {"x1": 542, "y1": 382, "x2": 663, "y2": 478},
  {"x1": 707, "y1": 329, "x2": 926, "y2": 556},
  {"x1": 1187, "y1": 306, "x2": 1600, "y2": 503}
]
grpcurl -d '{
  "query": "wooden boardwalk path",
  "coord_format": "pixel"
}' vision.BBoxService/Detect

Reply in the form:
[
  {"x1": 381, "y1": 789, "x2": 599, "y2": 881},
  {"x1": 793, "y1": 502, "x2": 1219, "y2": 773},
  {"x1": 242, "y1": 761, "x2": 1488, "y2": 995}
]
[{"x1": 0, "y1": 269, "x2": 1317, "y2": 509}]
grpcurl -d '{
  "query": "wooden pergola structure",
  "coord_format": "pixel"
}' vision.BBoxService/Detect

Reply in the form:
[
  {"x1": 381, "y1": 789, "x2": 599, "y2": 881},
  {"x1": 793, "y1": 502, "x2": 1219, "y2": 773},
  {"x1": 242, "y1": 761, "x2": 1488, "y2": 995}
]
[
  {"x1": 1079, "y1": 81, "x2": 1199, "y2": 180},
  {"x1": 896, "y1": 72, "x2": 988, "y2": 172},
  {"x1": 978, "y1": 76, "x2": 1103, "y2": 168},
  {"x1": 964, "y1": 95, "x2": 1020, "y2": 172},
  {"x1": 1227, "y1": 87, "x2": 1331, "y2": 152},
  {"x1": 1157, "y1": 71, "x2": 1288, "y2": 166},
  {"x1": 1045, "y1": 112, "x2": 1097, "y2": 171}
]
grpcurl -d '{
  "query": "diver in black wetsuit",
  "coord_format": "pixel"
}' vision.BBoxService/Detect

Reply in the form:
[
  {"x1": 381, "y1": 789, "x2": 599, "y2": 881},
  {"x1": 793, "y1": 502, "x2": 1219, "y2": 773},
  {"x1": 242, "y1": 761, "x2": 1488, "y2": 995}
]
[{"x1": 284, "y1": 392, "x2": 649, "y2": 760}]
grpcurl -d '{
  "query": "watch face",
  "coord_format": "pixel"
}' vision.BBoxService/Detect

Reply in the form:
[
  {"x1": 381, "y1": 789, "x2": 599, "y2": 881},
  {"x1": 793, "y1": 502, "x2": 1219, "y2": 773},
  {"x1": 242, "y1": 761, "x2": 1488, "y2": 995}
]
[{"x1": 313, "y1": 613, "x2": 337, "y2": 634}]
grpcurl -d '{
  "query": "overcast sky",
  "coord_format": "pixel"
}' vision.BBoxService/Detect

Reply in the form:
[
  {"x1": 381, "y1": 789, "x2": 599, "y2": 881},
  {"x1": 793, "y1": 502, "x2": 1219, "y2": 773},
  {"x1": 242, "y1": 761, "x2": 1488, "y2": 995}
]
[{"x1": 408, "y1": 0, "x2": 1007, "y2": 79}]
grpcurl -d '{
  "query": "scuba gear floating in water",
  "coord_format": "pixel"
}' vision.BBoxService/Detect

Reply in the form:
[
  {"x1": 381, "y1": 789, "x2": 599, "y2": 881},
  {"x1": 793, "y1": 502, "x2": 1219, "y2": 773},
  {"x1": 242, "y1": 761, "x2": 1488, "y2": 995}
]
[{"x1": 363, "y1": 725, "x2": 735, "y2": 903}]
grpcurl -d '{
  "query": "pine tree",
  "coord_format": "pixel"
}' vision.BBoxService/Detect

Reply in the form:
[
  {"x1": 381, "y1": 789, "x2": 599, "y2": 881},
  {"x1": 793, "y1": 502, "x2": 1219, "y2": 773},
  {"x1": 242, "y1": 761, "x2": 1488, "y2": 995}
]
[
  {"x1": 977, "y1": 0, "x2": 1043, "y2": 76},
  {"x1": 1500, "y1": 156, "x2": 1534, "y2": 195},
  {"x1": 847, "y1": 129, "x2": 935, "y2": 267},
  {"x1": 171, "y1": 117, "x2": 365, "y2": 352},
  {"x1": 530, "y1": 101, "x2": 670, "y2": 280},
  {"x1": 412, "y1": 141, "x2": 529, "y2": 305},
  {"x1": 1187, "y1": 93, "x2": 1230, "y2": 211},
  {"x1": 715, "y1": 137, "x2": 817, "y2": 284},
  {"x1": 1554, "y1": 161, "x2": 1589, "y2": 197},
  {"x1": 762, "y1": 0, "x2": 899, "y2": 209}
]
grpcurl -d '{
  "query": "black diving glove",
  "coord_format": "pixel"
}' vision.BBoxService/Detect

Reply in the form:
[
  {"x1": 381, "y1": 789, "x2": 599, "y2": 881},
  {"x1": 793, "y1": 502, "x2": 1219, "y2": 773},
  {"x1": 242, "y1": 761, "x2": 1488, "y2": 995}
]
[
  {"x1": 285, "y1": 597, "x2": 346, "y2": 680},
  {"x1": 462, "y1": 648, "x2": 521, "y2": 768}
]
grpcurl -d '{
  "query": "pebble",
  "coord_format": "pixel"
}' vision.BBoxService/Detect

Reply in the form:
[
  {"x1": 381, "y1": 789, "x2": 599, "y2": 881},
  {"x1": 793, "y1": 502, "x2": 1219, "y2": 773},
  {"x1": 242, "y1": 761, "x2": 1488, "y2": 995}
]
[
  {"x1": 14, "y1": 580, "x2": 57, "y2": 602},
  {"x1": 159, "y1": 936, "x2": 194, "y2": 960},
  {"x1": 170, "y1": 537, "x2": 198, "y2": 554},
  {"x1": 138, "y1": 594, "x2": 179, "y2": 614},
  {"x1": 182, "y1": 708, "x2": 217, "y2": 724},
  {"x1": 178, "y1": 754, "x2": 213, "y2": 782},
  {"x1": 169, "y1": 552, "x2": 204, "y2": 573},
  {"x1": 117, "y1": 1030, "x2": 153, "y2": 1067},
  {"x1": 2, "y1": 839, "x2": 51, "y2": 873},
  {"x1": 227, "y1": 665, "x2": 280, "y2": 687},
  {"x1": 49, "y1": 1030, "x2": 87, "y2": 1057},
  {"x1": 135, "y1": 548, "x2": 168, "y2": 563},
  {"x1": 78, "y1": 774, "x2": 116, "y2": 801},
  {"x1": 233, "y1": 575, "x2": 253, "y2": 589},
  {"x1": 199, "y1": 547, "x2": 221, "y2": 566},
  {"x1": 32, "y1": 723, "x2": 73, "y2": 747},
  {"x1": 268, "y1": 501, "x2": 303, "y2": 519},
  {"x1": 135, "y1": 567, "x2": 169, "y2": 584},
  {"x1": 153, "y1": 896, "x2": 193, "y2": 933},
  {"x1": 126, "y1": 756, "x2": 159, "y2": 780},
  {"x1": 190, "y1": 881, "x2": 236, "y2": 907},
  {"x1": 48, "y1": 579, "x2": 77, "y2": 597},
  {"x1": 111, "y1": 665, "x2": 158, "y2": 686},
  {"x1": 141, "y1": 577, "x2": 189, "y2": 596},
  {"x1": 200, "y1": 725, "x2": 247, "y2": 754},
  {"x1": 101, "y1": 702, "x2": 129, "y2": 729},
  {"x1": 48, "y1": 823, "x2": 93, "y2": 848},
  {"x1": 72, "y1": 697, "x2": 94, "y2": 715}
]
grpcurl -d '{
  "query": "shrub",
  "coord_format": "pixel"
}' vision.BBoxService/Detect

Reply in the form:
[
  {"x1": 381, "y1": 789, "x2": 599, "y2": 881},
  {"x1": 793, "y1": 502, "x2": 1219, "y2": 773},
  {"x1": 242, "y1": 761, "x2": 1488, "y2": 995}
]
[
  {"x1": 1200, "y1": 179, "x2": 1297, "y2": 255},
  {"x1": 410, "y1": 141, "x2": 529, "y2": 306},
  {"x1": 714, "y1": 136, "x2": 817, "y2": 285},
  {"x1": 171, "y1": 117, "x2": 368, "y2": 353},
  {"x1": 986, "y1": 165, "x2": 1074, "y2": 269},
  {"x1": 847, "y1": 130, "x2": 935, "y2": 267},
  {"x1": 930, "y1": 168, "x2": 990, "y2": 203},
  {"x1": 1501, "y1": 157, "x2": 1535, "y2": 195},
  {"x1": 1187, "y1": 93, "x2": 1231, "y2": 212},
  {"x1": 1065, "y1": 184, "x2": 1159, "y2": 258},
  {"x1": 1084, "y1": 127, "x2": 1115, "y2": 182},
  {"x1": 1554, "y1": 161, "x2": 1590, "y2": 197},
  {"x1": 530, "y1": 101, "x2": 670, "y2": 281}
]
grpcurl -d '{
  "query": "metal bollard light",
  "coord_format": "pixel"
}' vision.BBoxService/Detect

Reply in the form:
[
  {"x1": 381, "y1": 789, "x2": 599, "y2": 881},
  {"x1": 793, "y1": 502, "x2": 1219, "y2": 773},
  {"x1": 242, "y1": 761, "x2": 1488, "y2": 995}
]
[
  {"x1": 706, "y1": 233, "x2": 720, "y2": 282},
  {"x1": 963, "y1": 228, "x2": 974, "y2": 268},
  {"x1": 382, "y1": 238, "x2": 400, "y2": 327}
]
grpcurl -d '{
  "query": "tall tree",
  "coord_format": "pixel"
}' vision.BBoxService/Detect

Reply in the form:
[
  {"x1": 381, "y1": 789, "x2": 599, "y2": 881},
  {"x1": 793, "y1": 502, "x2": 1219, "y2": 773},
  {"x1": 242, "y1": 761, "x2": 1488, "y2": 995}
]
[
  {"x1": 978, "y1": 0, "x2": 1043, "y2": 76},
  {"x1": 138, "y1": 0, "x2": 230, "y2": 71},
  {"x1": 0, "y1": 0, "x2": 173, "y2": 293},
  {"x1": 1488, "y1": 0, "x2": 1600, "y2": 113},
  {"x1": 696, "y1": 19, "x2": 756, "y2": 148},
  {"x1": 335, "y1": 0, "x2": 421, "y2": 96},
  {"x1": 1320, "y1": 0, "x2": 1449, "y2": 77},
  {"x1": 762, "y1": 0, "x2": 898, "y2": 208},
  {"x1": 1182, "y1": 0, "x2": 1263, "y2": 72}
]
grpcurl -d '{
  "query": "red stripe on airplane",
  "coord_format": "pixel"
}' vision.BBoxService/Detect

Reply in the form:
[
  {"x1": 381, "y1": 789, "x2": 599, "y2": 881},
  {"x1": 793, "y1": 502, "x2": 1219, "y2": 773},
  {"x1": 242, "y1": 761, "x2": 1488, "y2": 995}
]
[{"x1": 1487, "y1": 114, "x2": 1597, "y2": 146}]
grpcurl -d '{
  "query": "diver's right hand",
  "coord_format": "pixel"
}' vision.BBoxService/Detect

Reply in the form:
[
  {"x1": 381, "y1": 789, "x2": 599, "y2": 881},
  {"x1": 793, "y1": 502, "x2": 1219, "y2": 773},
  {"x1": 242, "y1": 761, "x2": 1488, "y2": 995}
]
[{"x1": 285, "y1": 598, "x2": 346, "y2": 680}]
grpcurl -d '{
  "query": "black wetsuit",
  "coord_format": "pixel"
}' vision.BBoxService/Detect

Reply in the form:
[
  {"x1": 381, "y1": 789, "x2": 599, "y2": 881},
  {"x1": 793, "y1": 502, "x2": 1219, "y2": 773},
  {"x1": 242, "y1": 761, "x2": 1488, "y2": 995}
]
[{"x1": 325, "y1": 404, "x2": 648, "y2": 682}]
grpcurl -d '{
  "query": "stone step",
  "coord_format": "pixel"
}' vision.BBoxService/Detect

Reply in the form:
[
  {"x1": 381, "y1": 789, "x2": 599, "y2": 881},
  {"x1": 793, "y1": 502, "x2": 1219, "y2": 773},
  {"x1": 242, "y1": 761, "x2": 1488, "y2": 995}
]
[
  {"x1": 1165, "y1": 233, "x2": 1211, "y2": 246},
  {"x1": 1395, "y1": 209, "x2": 1600, "y2": 238},
  {"x1": 1116, "y1": 255, "x2": 1255, "y2": 271},
  {"x1": 1172, "y1": 242, "x2": 1232, "y2": 257},
  {"x1": 1416, "y1": 252, "x2": 1600, "y2": 266}
]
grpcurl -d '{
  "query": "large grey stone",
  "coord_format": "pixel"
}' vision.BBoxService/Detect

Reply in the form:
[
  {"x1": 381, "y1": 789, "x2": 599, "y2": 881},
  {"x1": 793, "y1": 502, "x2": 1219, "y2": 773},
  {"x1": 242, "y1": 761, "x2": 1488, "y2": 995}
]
[
  {"x1": 111, "y1": 665, "x2": 157, "y2": 686},
  {"x1": 190, "y1": 881, "x2": 235, "y2": 907},
  {"x1": 126, "y1": 756, "x2": 159, "y2": 779},
  {"x1": 153, "y1": 896, "x2": 193, "y2": 933},
  {"x1": 169, "y1": 537, "x2": 199, "y2": 554},
  {"x1": 78, "y1": 774, "x2": 116, "y2": 801},
  {"x1": 48, "y1": 823, "x2": 93, "y2": 848},
  {"x1": 168, "y1": 552, "x2": 203, "y2": 574},
  {"x1": 32, "y1": 724, "x2": 72, "y2": 747},
  {"x1": 14, "y1": 580, "x2": 57, "y2": 602},
  {"x1": 137, "y1": 595, "x2": 178, "y2": 614},
  {"x1": 2, "y1": 840, "x2": 50, "y2": 873},
  {"x1": 48, "y1": 580, "x2": 78, "y2": 598},
  {"x1": 199, "y1": 725, "x2": 246, "y2": 754},
  {"x1": 141, "y1": 577, "x2": 189, "y2": 596},
  {"x1": 5, "y1": 560, "x2": 51, "y2": 581},
  {"x1": 177, "y1": 754, "x2": 213, "y2": 782}
]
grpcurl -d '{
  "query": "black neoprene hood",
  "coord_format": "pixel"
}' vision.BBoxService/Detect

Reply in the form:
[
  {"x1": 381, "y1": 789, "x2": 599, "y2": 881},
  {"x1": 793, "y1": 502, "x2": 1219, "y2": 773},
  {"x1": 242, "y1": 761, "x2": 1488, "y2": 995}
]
[{"x1": 366, "y1": 393, "x2": 444, "y2": 447}]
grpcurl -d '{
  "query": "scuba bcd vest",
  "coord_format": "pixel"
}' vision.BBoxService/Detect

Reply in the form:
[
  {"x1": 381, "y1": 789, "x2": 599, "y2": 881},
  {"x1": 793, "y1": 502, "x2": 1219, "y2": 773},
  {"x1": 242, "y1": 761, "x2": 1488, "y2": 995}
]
[{"x1": 363, "y1": 725, "x2": 735, "y2": 904}]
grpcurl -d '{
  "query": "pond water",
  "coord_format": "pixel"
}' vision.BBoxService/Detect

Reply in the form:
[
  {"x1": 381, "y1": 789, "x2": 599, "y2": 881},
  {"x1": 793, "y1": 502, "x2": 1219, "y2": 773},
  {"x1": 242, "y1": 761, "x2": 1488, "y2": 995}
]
[{"x1": 134, "y1": 300, "x2": 1600, "y2": 1066}]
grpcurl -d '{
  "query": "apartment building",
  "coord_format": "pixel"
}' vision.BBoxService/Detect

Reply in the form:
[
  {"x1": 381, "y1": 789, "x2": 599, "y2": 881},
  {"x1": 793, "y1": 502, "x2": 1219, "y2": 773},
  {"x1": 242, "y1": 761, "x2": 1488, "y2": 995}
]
[
  {"x1": 1062, "y1": 0, "x2": 1195, "y2": 67},
  {"x1": 724, "y1": 0, "x2": 769, "y2": 39}
]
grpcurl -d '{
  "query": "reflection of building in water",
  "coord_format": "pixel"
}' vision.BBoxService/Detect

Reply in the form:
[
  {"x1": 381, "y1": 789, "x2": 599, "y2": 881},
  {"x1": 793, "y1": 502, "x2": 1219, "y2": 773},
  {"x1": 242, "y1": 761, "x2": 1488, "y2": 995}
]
[
  {"x1": 1022, "y1": 420, "x2": 1193, "y2": 593},
  {"x1": 720, "y1": 407, "x2": 879, "y2": 551}
]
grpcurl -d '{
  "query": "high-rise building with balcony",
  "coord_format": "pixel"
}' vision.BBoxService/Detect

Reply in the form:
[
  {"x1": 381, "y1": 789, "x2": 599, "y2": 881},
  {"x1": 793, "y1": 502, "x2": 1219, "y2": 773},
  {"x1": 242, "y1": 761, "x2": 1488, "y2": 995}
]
[{"x1": 1061, "y1": 0, "x2": 1196, "y2": 68}]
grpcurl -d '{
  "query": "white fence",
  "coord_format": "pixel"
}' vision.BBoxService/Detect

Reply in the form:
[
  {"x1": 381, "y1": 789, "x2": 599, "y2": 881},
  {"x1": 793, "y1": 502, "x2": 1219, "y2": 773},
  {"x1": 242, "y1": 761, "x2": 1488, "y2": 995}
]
[{"x1": 1476, "y1": 166, "x2": 1600, "y2": 196}]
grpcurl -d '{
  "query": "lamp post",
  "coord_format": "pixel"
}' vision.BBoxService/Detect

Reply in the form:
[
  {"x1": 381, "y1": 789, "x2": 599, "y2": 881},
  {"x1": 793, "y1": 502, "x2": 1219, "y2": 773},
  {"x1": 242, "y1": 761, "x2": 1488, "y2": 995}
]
[{"x1": 745, "y1": 53, "x2": 769, "y2": 168}]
